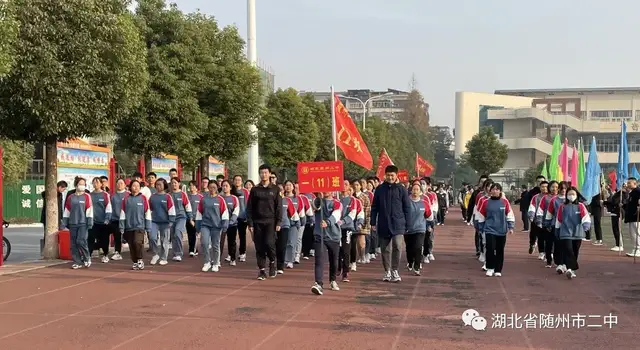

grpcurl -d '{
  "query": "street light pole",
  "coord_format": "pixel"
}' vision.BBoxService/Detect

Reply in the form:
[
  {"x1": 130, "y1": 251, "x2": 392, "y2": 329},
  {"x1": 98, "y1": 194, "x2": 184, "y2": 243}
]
[
  {"x1": 246, "y1": 0, "x2": 259, "y2": 181},
  {"x1": 337, "y1": 92, "x2": 393, "y2": 130}
]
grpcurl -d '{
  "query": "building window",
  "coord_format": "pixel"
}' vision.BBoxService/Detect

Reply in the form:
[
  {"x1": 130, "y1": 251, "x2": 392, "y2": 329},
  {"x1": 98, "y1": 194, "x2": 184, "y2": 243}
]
[{"x1": 589, "y1": 110, "x2": 632, "y2": 120}]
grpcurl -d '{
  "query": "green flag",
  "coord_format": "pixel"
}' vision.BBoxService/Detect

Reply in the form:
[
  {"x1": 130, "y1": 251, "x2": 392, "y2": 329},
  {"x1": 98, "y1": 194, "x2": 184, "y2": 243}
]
[
  {"x1": 548, "y1": 131, "x2": 562, "y2": 181},
  {"x1": 540, "y1": 159, "x2": 548, "y2": 179},
  {"x1": 578, "y1": 138, "x2": 586, "y2": 190}
]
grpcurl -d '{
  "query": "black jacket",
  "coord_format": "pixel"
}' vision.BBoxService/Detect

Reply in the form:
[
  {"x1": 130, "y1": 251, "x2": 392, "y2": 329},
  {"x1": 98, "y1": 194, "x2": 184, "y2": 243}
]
[
  {"x1": 624, "y1": 188, "x2": 640, "y2": 223},
  {"x1": 604, "y1": 190, "x2": 625, "y2": 218},
  {"x1": 370, "y1": 181, "x2": 411, "y2": 238},
  {"x1": 246, "y1": 182, "x2": 282, "y2": 227},
  {"x1": 466, "y1": 187, "x2": 483, "y2": 223}
]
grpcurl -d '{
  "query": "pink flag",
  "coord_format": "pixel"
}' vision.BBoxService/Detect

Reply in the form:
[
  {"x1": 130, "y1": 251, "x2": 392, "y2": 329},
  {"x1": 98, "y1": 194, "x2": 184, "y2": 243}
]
[
  {"x1": 570, "y1": 144, "x2": 579, "y2": 185},
  {"x1": 559, "y1": 138, "x2": 569, "y2": 181}
]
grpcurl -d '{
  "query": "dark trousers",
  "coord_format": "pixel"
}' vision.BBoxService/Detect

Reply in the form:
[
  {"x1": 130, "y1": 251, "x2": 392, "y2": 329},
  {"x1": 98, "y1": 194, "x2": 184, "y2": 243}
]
[
  {"x1": 226, "y1": 225, "x2": 239, "y2": 261},
  {"x1": 124, "y1": 230, "x2": 145, "y2": 262},
  {"x1": 530, "y1": 225, "x2": 545, "y2": 252},
  {"x1": 301, "y1": 224, "x2": 314, "y2": 257},
  {"x1": 521, "y1": 211, "x2": 530, "y2": 231},
  {"x1": 460, "y1": 204, "x2": 467, "y2": 221},
  {"x1": 612, "y1": 216, "x2": 621, "y2": 246},
  {"x1": 253, "y1": 222, "x2": 276, "y2": 270},
  {"x1": 474, "y1": 230, "x2": 483, "y2": 255},
  {"x1": 338, "y1": 229, "x2": 351, "y2": 277},
  {"x1": 237, "y1": 220, "x2": 248, "y2": 255},
  {"x1": 591, "y1": 207, "x2": 602, "y2": 240},
  {"x1": 314, "y1": 237, "x2": 340, "y2": 286},
  {"x1": 423, "y1": 230, "x2": 432, "y2": 256},
  {"x1": 275, "y1": 227, "x2": 289, "y2": 270},
  {"x1": 544, "y1": 229, "x2": 555, "y2": 265},
  {"x1": 485, "y1": 234, "x2": 506, "y2": 273},
  {"x1": 108, "y1": 221, "x2": 122, "y2": 253},
  {"x1": 89, "y1": 224, "x2": 110, "y2": 255},
  {"x1": 186, "y1": 219, "x2": 197, "y2": 254},
  {"x1": 561, "y1": 239, "x2": 582, "y2": 271},
  {"x1": 405, "y1": 232, "x2": 425, "y2": 270},
  {"x1": 368, "y1": 230, "x2": 379, "y2": 254},
  {"x1": 553, "y1": 233, "x2": 562, "y2": 265},
  {"x1": 437, "y1": 208, "x2": 446, "y2": 224}
]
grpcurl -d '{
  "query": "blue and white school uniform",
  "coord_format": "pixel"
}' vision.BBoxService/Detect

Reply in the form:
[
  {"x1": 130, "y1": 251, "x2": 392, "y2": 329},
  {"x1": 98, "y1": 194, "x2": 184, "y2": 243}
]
[
  {"x1": 170, "y1": 190, "x2": 193, "y2": 260},
  {"x1": 148, "y1": 192, "x2": 176, "y2": 263},
  {"x1": 477, "y1": 196, "x2": 515, "y2": 276},
  {"x1": 62, "y1": 192, "x2": 94, "y2": 267},
  {"x1": 196, "y1": 194, "x2": 229, "y2": 272},
  {"x1": 555, "y1": 202, "x2": 591, "y2": 278}
]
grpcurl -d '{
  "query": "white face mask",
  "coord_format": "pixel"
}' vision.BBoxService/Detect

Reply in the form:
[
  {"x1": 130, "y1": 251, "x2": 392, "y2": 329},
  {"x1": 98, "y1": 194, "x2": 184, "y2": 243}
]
[
  {"x1": 567, "y1": 194, "x2": 577, "y2": 202},
  {"x1": 77, "y1": 185, "x2": 86, "y2": 192}
]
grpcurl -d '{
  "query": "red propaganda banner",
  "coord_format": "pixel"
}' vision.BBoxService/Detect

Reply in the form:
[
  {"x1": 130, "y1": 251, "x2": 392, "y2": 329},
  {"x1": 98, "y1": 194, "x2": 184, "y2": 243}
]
[
  {"x1": 334, "y1": 94, "x2": 373, "y2": 170},
  {"x1": 297, "y1": 161, "x2": 344, "y2": 193},
  {"x1": 415, "y1": 153, "x2": 434, "y2": 177},
  {"x1": 375, "y1": 149, "x2": 394, "y2": 180},
  {"x1": 397, "y1": 170, "x2": 409, "y2": 183}
]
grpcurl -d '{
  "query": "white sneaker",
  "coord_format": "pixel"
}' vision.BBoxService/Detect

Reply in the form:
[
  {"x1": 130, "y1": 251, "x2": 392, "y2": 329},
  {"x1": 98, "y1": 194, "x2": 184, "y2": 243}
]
[
  {"x1": 71, "y1": 264, "x2": 82, "y2": 269},
  {"x1": 406, "y1": 263, "x2": 413, "y2": 272},
  {"x1": 364, "y1": 256, "x2": 370, "y2": 264},
  {"x1": 485, "y1": 269, "x2": 494, "y2": 277},
  {"x1": 172, "y1": 256, "x2": 182, "y2": 262},
  {"x1": 225, "y1": 255, "x2": 231, "y2": 262},
  {"x1": 565, "y1": 269, "x2": 576, "y2": 279},
  {"x1": 239, "y1": 254, "x2": 246, "y2": 262},
  {"x1": 84, "y1": 260, "x2": 92, "y2": 268},
  {"x1": 350, "y1": 262, "x2": 357, "y2": 271},
  {"x1": 137, "y1": 260, "x2": 144, "y2": 270},
  {"x1": 482, "y1": 264, "x2": 487, "y2": 271},
  {"x1": 150, "y1": 255, "x2": 160, "y2": 265},
  {"x1": 494, "y1": 272, "x2": 502, "y2": 277},
  {"x1": 428, "y1": 253, "x2": 435, "y2": 261},
  {"x1": 382, "y1": 271, "x2": 391, "y2": 282},
  {"x1": 626, "y1": 250, "x2": 640, "y2": 257},
  {"x1": 189, "y1": 252, "x2": 195, "y2": 257},
  {"x1": 370, "y1": 253, "x2": 377, "y2": 260},
  {"x1": 538, "y1": 253, "x2": 545, "y2": 260},
  {"x1": 478, "y1": 253, "x2": 486, "y2": 263},
  {"x1": 330, "y1": 281, "x2": 340, "y2": 291},
  {"x1": 423, "y1": 256, "x2": 430, "y2": 264},
  {"x1": 391, "y1": 270, "x2": 401, "y2": 282},
  {"x1": 286, "y1": 262, "x2": 294, "y2": 269},
  {"x1": 277, "y1": 269, "x2": 284, "y2": 274},
  {"x1": 309, "y1": 249, "x2": 315, "y2": 257},
  {"x1": 230, "y1": 260, "x2": 236, "y2": 266},
  {"x1": 211, "y1": 265, "x2": 219, "y2": 272},
  {"x1": 111, "y1": 252, "x2": 123, "y2": 261},
  {"x1": 610, "y1": 246, "x2": 623, "y2": 252},
  {"x1": 556, "y1": 265, "x2": 566, "y2": 274},
  {"x1": 101, "y1": 255, "x2": 109, "y2": 263},
  {"x1": 202, "y1": 263, "x2": 211, "y2": 272},
  {"x1": 159, "y1": 260, "x2": 168, "y2": 266}
]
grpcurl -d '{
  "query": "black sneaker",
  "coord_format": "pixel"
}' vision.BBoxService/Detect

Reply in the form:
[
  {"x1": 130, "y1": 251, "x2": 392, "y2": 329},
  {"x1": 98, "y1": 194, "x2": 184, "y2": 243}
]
[
  {"x1": 528, "y1": 245, "x2": 534, "y2": 254},
  {"x1": 257, "y1": 269, "x2": 267, "y2": 280},
  {"x1": 269, "y1": 264, "x2": 277, "y2": 278}
]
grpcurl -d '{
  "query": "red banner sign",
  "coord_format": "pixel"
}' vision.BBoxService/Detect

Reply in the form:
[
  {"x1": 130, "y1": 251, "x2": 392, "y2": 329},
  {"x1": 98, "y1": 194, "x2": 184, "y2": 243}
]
[
  {"x1": 398, "y1": 169, "x2": 409, "y2": 183},
  {"x1": 297, "y1": 161, "x2": 344, "y2": 193}
]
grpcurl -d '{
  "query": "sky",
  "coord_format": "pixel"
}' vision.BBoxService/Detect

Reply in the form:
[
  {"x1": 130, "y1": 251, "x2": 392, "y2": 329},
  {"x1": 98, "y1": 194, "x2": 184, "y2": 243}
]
[{"x1": 171, "y1": 0, "x2": 640, "y2": 128}]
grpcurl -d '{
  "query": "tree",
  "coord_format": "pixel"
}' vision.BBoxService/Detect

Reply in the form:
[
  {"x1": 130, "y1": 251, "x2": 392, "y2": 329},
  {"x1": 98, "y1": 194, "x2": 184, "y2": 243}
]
[
  {"x1": 303, "y1": 94, "x2": 333, "y2": 162},
  {"x1": 431, "y1": 126, "x2": 455, "y2": 178},
  {"x1": 116, "y1": 0, "x2": 206, "y2": 167},
  {"x1": 0, "y1": 0, "x2": 18, "y2": 76},
  {"x1": 523, "y1": 161, "x2": 546, "y2": 186},
  {"x1": 463, "y1": 126, "x2": 509, "y2": 176},
  {"x1": 260, "y1": 88, "x2": 319, "y2": 172},
  {"x1": 452, "y1": 159, "x2": 478, "y2": 188},
  {"x1": 0, "y1": 139, "x2": 34, "y2": 184},
  {"x1": 399, "y1": 75, "x2": 429, "y2": 133},
  {"x1": 0, "y1": 0, "x2": 148, "y2": 259}
]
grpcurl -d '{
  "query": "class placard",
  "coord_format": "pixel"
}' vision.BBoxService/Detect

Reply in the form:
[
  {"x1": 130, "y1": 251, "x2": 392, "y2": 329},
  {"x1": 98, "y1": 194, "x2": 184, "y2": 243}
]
[
  {"x1": 297, "y1": 161, "x2": 344, "y2": 193},
  {"x1": 57, "y1": 139, "x2": 110, "y2": 191},
  {"x1": 152, "y1": 155, "x2": 178, "y2": 180}
]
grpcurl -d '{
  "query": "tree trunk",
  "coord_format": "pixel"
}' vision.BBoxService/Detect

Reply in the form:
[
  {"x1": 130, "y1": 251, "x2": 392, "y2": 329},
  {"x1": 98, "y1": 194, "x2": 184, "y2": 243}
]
[
  {"x1": 199, "y1": 156, "x2": 208, "y2": 180},
  {"x1": 43, "y1": 138, "x2": 59, "y2": 259}
]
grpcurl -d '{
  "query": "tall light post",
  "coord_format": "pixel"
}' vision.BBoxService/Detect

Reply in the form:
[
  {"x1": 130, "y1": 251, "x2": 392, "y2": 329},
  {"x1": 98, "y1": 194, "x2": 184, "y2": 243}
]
[
  {"x1": 337, "y1": 92, "x2": 393, "y2": 130},
  {"x1": 246, "y1": 0, "x2": 259, "y2": 181}
]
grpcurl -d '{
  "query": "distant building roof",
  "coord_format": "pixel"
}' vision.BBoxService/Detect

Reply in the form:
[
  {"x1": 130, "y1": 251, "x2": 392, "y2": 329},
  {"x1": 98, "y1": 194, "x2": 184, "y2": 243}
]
[{"x1": 495, "y1": 87, "x2": 640, "y2": 95}]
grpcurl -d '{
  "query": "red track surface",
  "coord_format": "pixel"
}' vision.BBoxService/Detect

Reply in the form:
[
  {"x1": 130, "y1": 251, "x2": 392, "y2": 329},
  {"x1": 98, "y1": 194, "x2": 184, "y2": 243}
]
[{"x1": 1, "y1": 208, "x2": 639, "y2": 350}]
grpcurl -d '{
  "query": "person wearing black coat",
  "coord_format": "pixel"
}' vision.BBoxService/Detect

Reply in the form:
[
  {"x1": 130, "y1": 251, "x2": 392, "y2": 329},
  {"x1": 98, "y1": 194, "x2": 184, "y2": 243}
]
[
  {"x1": 466, "y1": 175, "x2": 488, "y2": 256},
  {"x1": 604, "y1": 189, "x2": 626, "y2": 251},
  {"x1": 514, "y1": 185, "x2": 530, "y2": 232}
]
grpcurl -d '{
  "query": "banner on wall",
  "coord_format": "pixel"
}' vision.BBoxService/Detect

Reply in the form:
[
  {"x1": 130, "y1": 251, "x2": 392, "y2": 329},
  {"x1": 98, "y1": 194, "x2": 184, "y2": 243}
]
[
  {"x1": 57, "y1": 139, "x2": 110, "y2": 191},
  {"x1": 152, "y1": 155, "x2": 178, "y2": 180},
  {"x1": 208, "y1": 156, "x2": 226, "y2": 179}
]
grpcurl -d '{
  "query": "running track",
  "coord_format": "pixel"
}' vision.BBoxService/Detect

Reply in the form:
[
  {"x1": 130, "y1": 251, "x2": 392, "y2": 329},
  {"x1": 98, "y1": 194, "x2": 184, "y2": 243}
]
[{"x1": 0, "y1": 208, "x2": 639, "y2": 350}]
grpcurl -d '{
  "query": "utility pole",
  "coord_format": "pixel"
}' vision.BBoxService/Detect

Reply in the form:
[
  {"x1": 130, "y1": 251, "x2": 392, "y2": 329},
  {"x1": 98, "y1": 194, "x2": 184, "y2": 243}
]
[{"x1": 246, "y1": 0, "x2": 259, "y2": 181}]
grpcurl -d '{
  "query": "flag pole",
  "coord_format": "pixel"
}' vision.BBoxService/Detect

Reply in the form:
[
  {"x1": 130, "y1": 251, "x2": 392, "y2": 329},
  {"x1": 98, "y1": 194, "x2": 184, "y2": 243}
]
[{"x1": 330, "y1": 85, "x2": 338, "y2": 161}]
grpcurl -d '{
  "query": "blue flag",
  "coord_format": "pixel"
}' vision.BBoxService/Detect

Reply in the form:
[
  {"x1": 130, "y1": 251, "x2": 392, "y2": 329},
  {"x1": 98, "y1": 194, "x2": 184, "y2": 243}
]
[
  {"x1": 617, "y1": 121, "x2": 629, "y2": 185},
  {"x1": 582, "y1": 137, "x2": 600, "y2": 206}
]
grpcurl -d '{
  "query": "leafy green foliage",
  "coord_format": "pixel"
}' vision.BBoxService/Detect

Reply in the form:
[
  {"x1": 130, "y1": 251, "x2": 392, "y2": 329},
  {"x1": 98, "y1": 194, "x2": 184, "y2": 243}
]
[
  {"x1": 430, "y1": 127, "x2": 455, "y2": 177},
  {"x1": 523, "y1": 161, "x2": 546, "y2": 186},
  {"x1": 0, "y1": 1, "x2": 18, "y2": 77},
  {"x1": 0, "y1": 0, "x2": 148, "y2": 142},
  {"x1": 463, "y1": 126, "x2": 509, "y2": 175},
  {"x1": 0, "y1": 138, "x2": 34, "y2": 184},
  {"x1": 260, "y1": 88, "x2": 319, "y2": 170}
]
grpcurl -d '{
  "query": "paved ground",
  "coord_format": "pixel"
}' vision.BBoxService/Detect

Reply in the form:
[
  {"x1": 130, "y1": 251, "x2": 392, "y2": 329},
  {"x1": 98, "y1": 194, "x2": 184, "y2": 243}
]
[
  {"x1": 2, "y1": 227, "x2": 43, "y2": 264},
  {"x1": 0, "y1": 208, "x2": 639, "y2": 350}
]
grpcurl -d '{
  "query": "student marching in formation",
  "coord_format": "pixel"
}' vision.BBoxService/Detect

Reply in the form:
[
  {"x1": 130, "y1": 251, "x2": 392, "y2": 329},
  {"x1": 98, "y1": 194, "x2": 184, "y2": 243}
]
[
  {"x1": 148, "y1": 178, "x2": 175, "y2": 266},
  {"x1": 537, "y1": 181, "x2": 559, "y2": 268},
  {"x1": 350, "y1": 180, "x2": 370, "y2": 269},
  {"x1": 62, "y1": 177, "x2": 94, "y2": 269},
  {"x1": 119, "y1": 180, "x2": 152, "y2": 270},
  {"x1": 421, "y1": 178, "x2": 438, "y2": 263},
  {"x1": 186, "y1": 180, "x2": 203, "y2": 257},
  {"x1": 109, "y1": 178, "x2": 127, "y2": 261},
  {"x1": 89, "y1": 177, "x2": 112, "y2": 263},
  {"x1": 232, "y1": 175, "x2": 250, "y2": 262},
  {"x1": 543, "y1": 181, "x2": 568, "y2": 272},
  {"x1": 311, "y1": 191, "x2": 342, "y2": 295},
  {"x1": 220, "y1": 180, "x2": 241, "y2": 266},
  {"x1": 169, "y1": 177, "x2": 193, "y2": 261},
  {"x1": 405, "y1": 182, "x2": 433, "y2": 276},
  {"x1": 283, "y1": 180, "x2": 304, "y2": 270},
  {"x1": 196, "y1": 180, "x2": 229, "y2": 272},
  {"x1": 555, "y1": 187, "x2": 591, "y2": 279},
  {"x1": 528, "y1": 180, "x2": 549, "y2": 260},
  {"x1": 476, "y1": 183, "x2": 515, "y2": 277}
]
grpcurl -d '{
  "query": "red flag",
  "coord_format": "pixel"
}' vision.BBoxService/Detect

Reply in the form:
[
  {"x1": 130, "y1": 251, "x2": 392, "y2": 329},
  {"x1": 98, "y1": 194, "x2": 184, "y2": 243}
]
[
  {"x1": 376, "y1": 149, "x2": 394, "y2": 180},
  {"x1": 608, "y1": 170, "x2": 617, "y2": 191},
  {"x1": 415, "y1": 153, "x2": 434, "y2": 177},
  {"x1": 334, "y1": 94, "x2": 373, "y2": 169}
]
